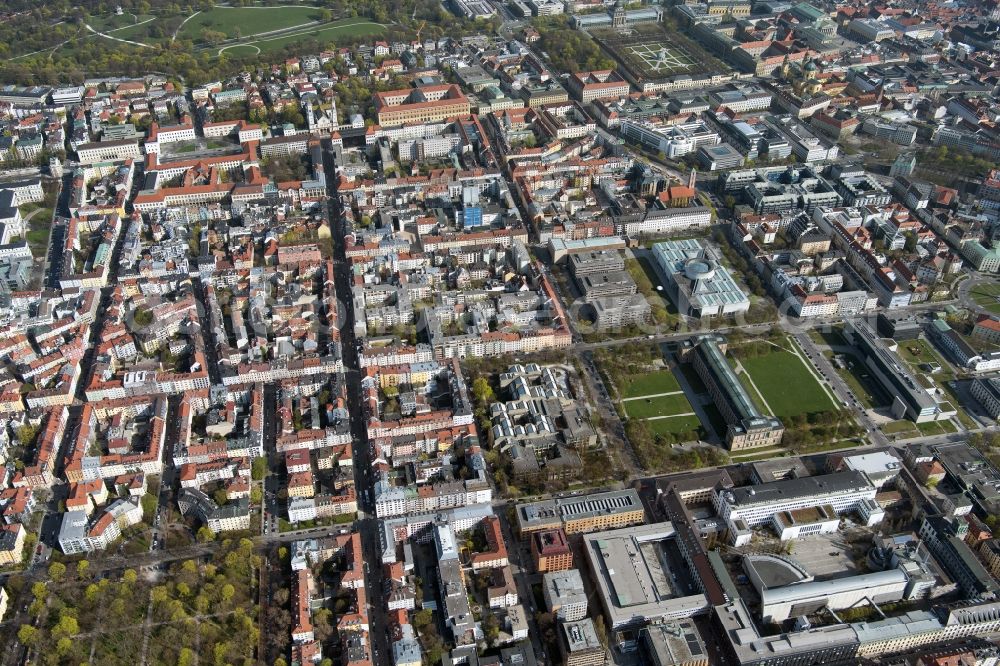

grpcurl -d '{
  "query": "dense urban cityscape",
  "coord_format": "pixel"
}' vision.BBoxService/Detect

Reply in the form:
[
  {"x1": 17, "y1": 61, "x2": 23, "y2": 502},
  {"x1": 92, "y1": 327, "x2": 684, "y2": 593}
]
[{"x1": 0, "y1": 0, "x2": 999, "y2": 664}]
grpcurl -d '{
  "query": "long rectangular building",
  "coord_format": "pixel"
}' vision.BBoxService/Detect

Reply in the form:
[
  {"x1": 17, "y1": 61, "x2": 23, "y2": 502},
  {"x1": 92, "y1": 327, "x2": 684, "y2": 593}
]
[
  {"x1": 679, "y1": 335, "x2": 783, "y2": 450},
  {"x1": 374, "y1": 85, "x2": 471, "y2": 127},
  {"x1": 582, "y1": 522, "x2": 710, "y2": 630},
  {"x1": 713, "y1": 470, "x2": 882, "y2": 545},
  {"x1": 515, "y1": 489, "x2": 645, "y2": 538},
  {"x1": 843, "y1": 319, "x2": 944, "y2": 422}
]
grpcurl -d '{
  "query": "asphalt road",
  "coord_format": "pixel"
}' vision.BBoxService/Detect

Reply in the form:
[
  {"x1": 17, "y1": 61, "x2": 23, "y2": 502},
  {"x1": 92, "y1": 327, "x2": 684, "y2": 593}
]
[{"x1": 323, "y1": 139, "x2": 391, "y2": 665}]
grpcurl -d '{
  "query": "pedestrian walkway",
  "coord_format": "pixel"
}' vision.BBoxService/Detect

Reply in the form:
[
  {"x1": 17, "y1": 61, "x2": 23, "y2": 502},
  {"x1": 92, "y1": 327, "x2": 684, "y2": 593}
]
[
  {"x1": 621, "y1": 390, "x2": 685, "y2": 401},
  {"x1": 645, "y1": 412, "x2": 696, "y2": 420}
]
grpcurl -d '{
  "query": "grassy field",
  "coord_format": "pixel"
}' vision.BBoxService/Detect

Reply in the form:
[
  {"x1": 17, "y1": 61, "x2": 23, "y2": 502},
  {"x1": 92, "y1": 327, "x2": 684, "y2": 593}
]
[
  {"x1": 107, "y1": 22, "x2": 159, "y2": 41},
  {"x1": 647, "y1": 414, "x2": 702, "y2": 435},
  {"x1": 882, "y1": 420, "x2": 918, "y2": 436},
  {"x1": 898, "y1": 337, "x2": 953, "y2": 376},
  {"x1": 971, "y1": 282, "x2": 1000, "y2": 315},
  {"x1": 88, "y1": 13, "x2": 156, "y2": 32},
  {"x1": 917, "y1": 418, "x2": 958, "y2": 436},
  {"x1": 741, "y1": 348, "x2": 836, "y2": 418},
  {"x1": 731, "y1": 448, "x2": 790, "y2": 462},
  {"x1": 217, "y1": 43, "x2": 264, "y2": 57},
  {"x1": 941, "y1": 381, "x2": 978, "y2": 429},
  {"x1": 24, "y1": 210, "x2": 53, "y2": 256},
  {"x1": 624, "y1": 393, "x2": 692, "y2": 420},
  {"x1": 620, "y1": 369, "x2": 681, "y2": 398},
  {"x1": 221, "y1": 18, "x2": 386, "y2": 54},
  {"x1": 736, "y1": 371, "x2": 768, "y2": 413},
  {"x1": 179, "y1": 5, "x2": 328, "y2": 40}
]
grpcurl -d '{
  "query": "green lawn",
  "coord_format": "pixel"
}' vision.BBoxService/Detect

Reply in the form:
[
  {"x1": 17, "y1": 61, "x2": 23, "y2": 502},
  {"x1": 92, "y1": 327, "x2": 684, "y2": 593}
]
[
  {"x1": 179, "y1": 5, "x2": 327, "y2": 40},
  {"x1": 647, "y1": 414, "x2": 702, "y2": 436},
  {"x1": 791, "y1": 438, "x2": 867, "y2": 455},
  {"x1": 621, "y1": 369, "x2": 681, "y2": 398},
  {"x1": 971, "y1": 282, "x2": 1000, "y2": 315},
  {"x1": 25, "y1": 212, "x2": 53, "y2": 255},
  {"x1": 941, "y1": 382, "x2": 978, "y2": 429},
  {"x1": 88, "y1": 12, "x2": 156, "y2": 32},
  {"x1": 741, "y1": 349, "x2": 836, "y2": 418},
  {"x1": 224, "y1": 18, "x2": 386, "y2": 54},
  {"x1": 736, "y1": 370, "x2": 768, "y2": 413},
  {"x1": 624, "y1": 393, "x2": 693, "y2": 420},
  {"x1": 916, "y1": 419, "x2": 958, "y2": 436},
  {"x1": 633, "y1": 255, "x2": 678, "y2": 314},
  {"x1": 217, "y1": 44, "x2": 264, "y2": 57},
  {"x1": 898, "y1": 338, "x2": 952, "y2": 375},
  {"x1": 882, "y1": 420, "x2": 918, "y2": 436},
  {"x1": 730, "y1": 449, "x2": 789, "y2": 462},
  {"x1": 884, "y1": 417, "x2": 958, "y2": 439},
  {"x1": 106, "y1": 17, "x2": 159, "y2": 41}
]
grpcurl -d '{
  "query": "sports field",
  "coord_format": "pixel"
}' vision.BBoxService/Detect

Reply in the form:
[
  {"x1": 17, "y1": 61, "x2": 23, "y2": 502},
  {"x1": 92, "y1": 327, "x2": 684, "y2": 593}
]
[{"x1": 741, "y1": 347, "x2": 837, "y2": 418}]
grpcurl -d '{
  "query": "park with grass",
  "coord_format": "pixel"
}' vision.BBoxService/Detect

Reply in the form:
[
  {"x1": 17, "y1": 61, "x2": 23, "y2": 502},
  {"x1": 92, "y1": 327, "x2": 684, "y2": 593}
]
[
  {"x1": 32, "y1": 4, "x2": 387, "y2": 63},
  {"x1": 619, "y1": 369, "x2": 681, "y2": 398},
  {"x1": 619, "y1": 371, "x2": 699, "y2": 437},
  {"x1": 736, "y1": 341, "x2": 838, "y2": 418},
  {"x1": 727, "y1": 335, "x2": 863, "y2": 452},
  {"x1": 177, "y1": 6, "x2": 386, "y2": 55},
  {"x1": 970, "y1": 282, "x2": 1000, "y2": 315},
  {"x1": 177, "y1": 5, "x2": 330, "y2": 41},
  {"x1": 218, "y1": 18, "x2": 386, "y2": 55},
  {"x1": 595, "y1": 345, "x2": 704, "y2": 440},
  {"x1": 623, "y1": 392, "x2": 692, "y2": 420}
]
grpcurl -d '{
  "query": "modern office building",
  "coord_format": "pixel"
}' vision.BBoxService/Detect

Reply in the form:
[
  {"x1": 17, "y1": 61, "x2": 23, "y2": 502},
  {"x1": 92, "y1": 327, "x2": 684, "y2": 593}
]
[
  {"x1": 843, "y1": 319, "x2": 948, "y2": 422},
  {"x1": 559, "y1": 619, "x2": 606, "y2": 666},
  {"x1": 971, "y1": 377, "x2": 1000, "y2": 419},
  {"x1": 828, "y1": 450, "x2": 902, "y2": 490},
  {"x1": 707, "y1": 84, "x2": 773, "y2": 113},
  {"x1": 652, "y1": 240, "x2": 751, "y2": 318},
  {"x1": 929, "y1": 319, "x2": 1000, "y2": 373},
  {"x1": 919, "y1": 516, "x2": 1000, "y2": 598},
  {"x1": 713, "y1": 470, "x2": 883, "y2": 545},
  {"x1": 698, "y1": 143, "x2": 746, "y2": 171},
  {"x1": 542, "y1": 569, "x2": 589, "y2": 621},
  {"x1": 677, "y1": 335, "x2": 783, "y2": 451},
  {"x1": 515, "y1": 489, "x2": 645, "y2": 538},
  {"x1": 620, "y1": 119, "x2": 721, "y2": 158},
  {"x1": 744, "y1": 553, "x2": 919, "y2": 623},
  {"x1": 582, "y1": 522, "x2": 710, "y2": 630},
  {"x1": 640, "y1": 620, "x2": 709, "y2": 666}
]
